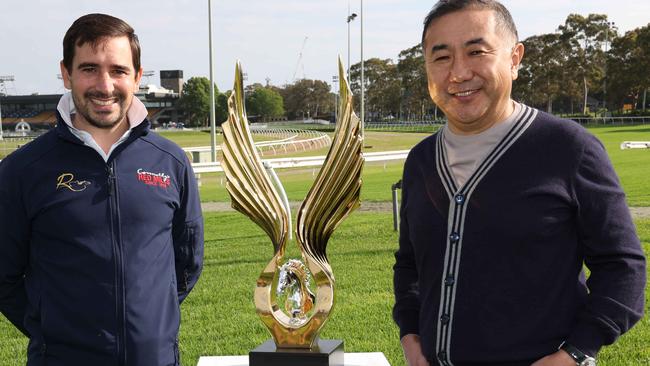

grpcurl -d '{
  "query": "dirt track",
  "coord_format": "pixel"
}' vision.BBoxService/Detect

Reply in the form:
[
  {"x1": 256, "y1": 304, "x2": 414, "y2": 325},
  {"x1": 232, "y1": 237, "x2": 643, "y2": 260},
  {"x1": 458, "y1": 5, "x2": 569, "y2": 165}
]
[{"x1": 203, "y1": 201, "x2": 650, "y2": 219}]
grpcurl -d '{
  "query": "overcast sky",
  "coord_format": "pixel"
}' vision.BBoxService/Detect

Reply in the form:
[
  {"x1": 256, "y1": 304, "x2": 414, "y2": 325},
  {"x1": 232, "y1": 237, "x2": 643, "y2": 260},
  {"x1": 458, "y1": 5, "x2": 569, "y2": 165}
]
[{"x1": 1, "y1": 0, "x2": 649, "y2": 96}]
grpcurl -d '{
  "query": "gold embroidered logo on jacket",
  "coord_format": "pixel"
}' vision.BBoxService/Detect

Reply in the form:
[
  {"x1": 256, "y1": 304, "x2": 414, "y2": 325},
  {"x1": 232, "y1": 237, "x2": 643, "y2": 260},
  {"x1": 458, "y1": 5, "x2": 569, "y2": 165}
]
[{"x1": 56, "y1": 173, "x2": 91, "y2": 192}]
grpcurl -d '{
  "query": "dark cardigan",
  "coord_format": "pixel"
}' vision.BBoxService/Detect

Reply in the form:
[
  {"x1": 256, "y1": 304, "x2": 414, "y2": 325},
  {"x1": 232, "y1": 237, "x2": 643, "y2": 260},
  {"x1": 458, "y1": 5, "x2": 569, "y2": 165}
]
[{"x1": 393, "y1": 105, "x2": 646, "y2": 365}]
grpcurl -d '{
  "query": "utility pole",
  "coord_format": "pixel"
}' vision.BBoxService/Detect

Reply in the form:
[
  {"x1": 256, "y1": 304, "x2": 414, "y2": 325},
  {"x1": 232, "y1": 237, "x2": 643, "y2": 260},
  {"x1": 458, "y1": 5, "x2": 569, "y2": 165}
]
[{"x1": 208, "y1": 0, "x2": 217, "y2": 162}]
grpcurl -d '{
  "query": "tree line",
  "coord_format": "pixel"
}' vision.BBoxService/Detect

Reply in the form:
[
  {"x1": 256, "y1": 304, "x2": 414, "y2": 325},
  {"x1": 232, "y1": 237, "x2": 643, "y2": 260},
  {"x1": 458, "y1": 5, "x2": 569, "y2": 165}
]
[{"x1": 178, "y1": 13, "x2": 650, "y2": 126}]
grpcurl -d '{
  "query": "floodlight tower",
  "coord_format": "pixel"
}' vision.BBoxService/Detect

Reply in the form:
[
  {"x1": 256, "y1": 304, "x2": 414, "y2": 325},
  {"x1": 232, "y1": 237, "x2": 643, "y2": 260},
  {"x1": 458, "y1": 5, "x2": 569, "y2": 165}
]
[
  {"x1": 0, "y1": 75, "x2": 16, "y2": 140},
  {"x1": 346, "y1": 10, "x2": 357, "y2": 79}
]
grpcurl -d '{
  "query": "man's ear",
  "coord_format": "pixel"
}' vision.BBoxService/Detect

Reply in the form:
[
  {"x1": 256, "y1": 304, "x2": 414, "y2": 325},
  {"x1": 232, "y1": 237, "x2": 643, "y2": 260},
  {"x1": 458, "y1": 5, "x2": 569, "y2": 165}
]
[
  {"x1": 133, "y1": 67, "x2": 143, "y2": 92},
  {"x1": 510, "y1": 42, "x2": 524, "y2": 80},
  {"x1": 60, "y1": 61, "x2": 72, "y2": 90}
]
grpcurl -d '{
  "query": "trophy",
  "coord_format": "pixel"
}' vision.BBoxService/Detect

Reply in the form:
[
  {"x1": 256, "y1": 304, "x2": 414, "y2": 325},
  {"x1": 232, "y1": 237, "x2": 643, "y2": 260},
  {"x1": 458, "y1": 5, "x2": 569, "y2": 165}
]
[{"x1": 219, "y1": 58, "x2": 364, "y2": 366}]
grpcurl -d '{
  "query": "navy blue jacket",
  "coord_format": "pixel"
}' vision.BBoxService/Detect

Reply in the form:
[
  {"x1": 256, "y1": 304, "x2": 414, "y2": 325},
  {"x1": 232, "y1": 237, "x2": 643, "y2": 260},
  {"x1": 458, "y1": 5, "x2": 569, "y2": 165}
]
[
  {"x1": 0, "y1": 115, "x2": 204, "y2": 366},
  {"x1": 393, "y1": 107, "x2": 646, "y2": 365}
]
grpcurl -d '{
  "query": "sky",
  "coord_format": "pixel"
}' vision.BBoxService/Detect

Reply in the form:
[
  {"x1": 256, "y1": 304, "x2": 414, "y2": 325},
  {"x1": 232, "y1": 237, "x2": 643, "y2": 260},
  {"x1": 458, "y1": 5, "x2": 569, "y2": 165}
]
[{"x1": 1, "y1": 0, "x2": 649, "y2": 96}]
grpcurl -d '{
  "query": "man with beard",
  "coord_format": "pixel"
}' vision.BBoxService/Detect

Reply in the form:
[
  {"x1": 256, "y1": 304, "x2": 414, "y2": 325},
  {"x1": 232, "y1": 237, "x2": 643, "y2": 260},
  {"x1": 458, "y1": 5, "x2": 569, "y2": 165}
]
[
  {"x1": 393, "y1": 1, "x2": 645, "y2": 366},
  {"x1": 0, "y1": 14, "x2": 204, "y2": 366}
]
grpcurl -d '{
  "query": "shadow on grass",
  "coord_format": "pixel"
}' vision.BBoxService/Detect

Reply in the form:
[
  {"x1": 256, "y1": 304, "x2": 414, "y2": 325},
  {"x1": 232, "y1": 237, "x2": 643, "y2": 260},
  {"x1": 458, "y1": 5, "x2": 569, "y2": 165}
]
[
  {"x1": 604, "y1": 127, "x2": 650, "y2": 134},
  {"x1": 334, "y1": 248, "x2": 397, "y2": 257},
  {"x1": 209, "y1": 234, "x2": 267, "y2": 242},
  {"x1": 203, "y1": 257, "x2": 266, "y2": 267}
]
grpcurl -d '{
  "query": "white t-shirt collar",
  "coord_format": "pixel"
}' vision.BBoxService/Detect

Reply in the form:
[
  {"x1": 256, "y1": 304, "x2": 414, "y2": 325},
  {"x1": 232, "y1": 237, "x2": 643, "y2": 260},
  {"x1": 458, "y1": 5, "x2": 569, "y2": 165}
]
[{"x1": 56, "y1": 92, "x2": 148, "y2": 162}]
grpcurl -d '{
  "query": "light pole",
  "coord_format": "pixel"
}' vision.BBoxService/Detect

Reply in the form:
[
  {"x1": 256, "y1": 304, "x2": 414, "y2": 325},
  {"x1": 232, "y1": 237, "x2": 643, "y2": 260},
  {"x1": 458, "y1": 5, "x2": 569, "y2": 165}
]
[
  {"x1": 332, "y1": 75, "x2": 339, "y2": 122},
  {"x1": 360, "y1": 0, "x2": 364, "y2": 135},
  {"x1": 346, "y1": 4, "x2": 357, "y2": 79},
  {"x1": 345, "y1": 0, "x2": 363, "y2": 133},
  {"x1": 0, "y1": 75, "x2": 15, "y2": 141},
  {"x1": 208, "y1": 0, "x2": 217, "y2": 162}
]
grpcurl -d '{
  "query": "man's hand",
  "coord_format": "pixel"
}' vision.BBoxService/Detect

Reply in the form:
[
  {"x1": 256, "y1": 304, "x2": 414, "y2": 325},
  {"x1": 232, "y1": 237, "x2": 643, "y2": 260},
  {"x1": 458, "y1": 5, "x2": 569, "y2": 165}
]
[
  {"x1": 531, "y1": 350, "x2": 578, "y2": 366},
  {"x1": 401, "y1": 334, "x2": 430, "y2": 366}
]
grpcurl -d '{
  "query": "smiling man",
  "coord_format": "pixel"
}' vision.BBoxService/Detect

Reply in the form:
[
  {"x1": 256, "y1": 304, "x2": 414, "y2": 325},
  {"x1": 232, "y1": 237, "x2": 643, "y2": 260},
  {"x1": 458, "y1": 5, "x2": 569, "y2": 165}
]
[
  {"x1": 393, "y1": 1, "x2": 646, "y2": 366},
  {"x1": 0, "y1": 14, "x2": 203, "y2": 366}
]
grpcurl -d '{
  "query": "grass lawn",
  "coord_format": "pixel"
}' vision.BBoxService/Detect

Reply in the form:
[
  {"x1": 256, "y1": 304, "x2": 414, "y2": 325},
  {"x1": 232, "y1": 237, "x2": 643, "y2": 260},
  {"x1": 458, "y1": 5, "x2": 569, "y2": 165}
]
[
  {"x1": 586, "y1": 125, "x2": 650, "y2": 206},
  {"x1": 1, "y1": 213, "x2": 649, "y2": 365},
  {"x1": 198, "y1": 160, "x2": 405, "y2": 203},
  {"x1": 196, "y1": 124, "x2": 650, "y2": 207}
]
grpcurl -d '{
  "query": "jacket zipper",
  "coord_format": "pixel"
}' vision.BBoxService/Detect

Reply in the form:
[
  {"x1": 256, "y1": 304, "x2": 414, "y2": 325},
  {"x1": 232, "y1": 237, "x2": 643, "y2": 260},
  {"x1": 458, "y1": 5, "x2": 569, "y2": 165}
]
[{"x1": 108, "y1": 162, "x2": 127, "y2": 365}]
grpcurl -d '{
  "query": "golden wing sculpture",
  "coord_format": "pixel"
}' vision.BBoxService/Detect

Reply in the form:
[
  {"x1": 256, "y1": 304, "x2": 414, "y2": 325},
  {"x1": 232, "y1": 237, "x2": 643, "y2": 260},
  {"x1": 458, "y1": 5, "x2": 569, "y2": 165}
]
[{"x1": 220, "y1": 58, "x2": 363, "y2": 349}]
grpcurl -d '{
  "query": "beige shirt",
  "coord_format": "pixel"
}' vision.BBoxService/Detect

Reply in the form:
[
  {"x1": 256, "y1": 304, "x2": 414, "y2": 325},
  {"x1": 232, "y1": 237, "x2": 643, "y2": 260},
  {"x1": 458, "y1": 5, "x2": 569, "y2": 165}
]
[{"x1": 442, "y1": 102, "x2": 524, "y2": 187}]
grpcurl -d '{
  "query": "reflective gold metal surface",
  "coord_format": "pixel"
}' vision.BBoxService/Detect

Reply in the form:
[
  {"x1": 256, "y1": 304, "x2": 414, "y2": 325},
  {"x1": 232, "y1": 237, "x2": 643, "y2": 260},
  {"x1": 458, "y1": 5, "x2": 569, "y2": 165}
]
[{"x1": 220, "y1": 58, "x2": 363, "y2": 349}]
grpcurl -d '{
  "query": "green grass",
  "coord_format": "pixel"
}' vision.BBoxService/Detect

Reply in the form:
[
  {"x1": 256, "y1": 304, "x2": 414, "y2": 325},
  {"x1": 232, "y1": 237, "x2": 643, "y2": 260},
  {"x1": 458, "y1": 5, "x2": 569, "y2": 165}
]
[
  {"x1": 198, "y1": 160, "x2": 405, "y2": 203},
  {"x1": 587, "y1": 125, "x2": 650, "y2": 206},
  {"x1": 1, "y1": 214, "x2": 649, "y2": 365}
]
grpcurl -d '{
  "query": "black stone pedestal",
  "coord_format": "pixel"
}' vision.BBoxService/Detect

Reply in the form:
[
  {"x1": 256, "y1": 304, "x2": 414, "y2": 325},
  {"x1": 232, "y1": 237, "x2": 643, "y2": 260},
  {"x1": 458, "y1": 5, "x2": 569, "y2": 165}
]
[{"x1": 249, "y1": 339, "x2": 344, "y2": 366}]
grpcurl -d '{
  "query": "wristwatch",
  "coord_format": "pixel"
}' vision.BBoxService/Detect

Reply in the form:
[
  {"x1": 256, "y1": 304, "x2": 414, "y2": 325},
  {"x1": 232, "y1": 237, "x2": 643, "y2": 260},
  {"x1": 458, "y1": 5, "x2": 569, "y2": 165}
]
[{"x1": 559, "y1": 341, "x2": 596, "y2": 366}]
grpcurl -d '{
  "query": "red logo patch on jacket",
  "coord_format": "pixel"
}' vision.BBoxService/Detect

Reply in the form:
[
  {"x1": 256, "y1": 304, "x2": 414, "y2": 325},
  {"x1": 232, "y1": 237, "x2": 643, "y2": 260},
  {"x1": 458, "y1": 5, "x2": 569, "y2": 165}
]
[{"x1": 137, "y1": 168, "x2": 171, "y2": 189}]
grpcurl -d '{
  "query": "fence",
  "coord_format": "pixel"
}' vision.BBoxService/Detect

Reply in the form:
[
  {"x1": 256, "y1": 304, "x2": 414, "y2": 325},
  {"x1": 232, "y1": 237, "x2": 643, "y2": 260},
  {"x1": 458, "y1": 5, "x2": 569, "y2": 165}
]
[
  {"x1": 365, "y1": 121, "x2": 443, "y2": 133},
  {"x1": 249, "y1": 127, "x2": 331, "y2": 156},
  {"x1": 0, "y1": 136, "x2": 36, "y2": 159},
  {"x1": 184, "y1": 127, "x2": 332, "y2": 163},
  {"x1": 569, "y1": 116, "x2": 650, "y2": 125}
]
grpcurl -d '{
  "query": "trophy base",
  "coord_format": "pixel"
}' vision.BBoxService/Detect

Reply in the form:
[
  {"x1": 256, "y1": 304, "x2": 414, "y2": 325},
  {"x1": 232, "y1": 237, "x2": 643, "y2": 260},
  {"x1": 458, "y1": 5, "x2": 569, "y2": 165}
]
[{"x1": 249, "y1": 339, "x2": 344, "y2": 366}]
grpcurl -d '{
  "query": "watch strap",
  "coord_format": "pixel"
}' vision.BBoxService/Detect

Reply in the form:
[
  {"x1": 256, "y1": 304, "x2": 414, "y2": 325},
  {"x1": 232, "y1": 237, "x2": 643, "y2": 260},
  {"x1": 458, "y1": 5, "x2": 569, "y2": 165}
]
[{"x1": 559, "y1": 341, "x2": 594, "y2": 365}]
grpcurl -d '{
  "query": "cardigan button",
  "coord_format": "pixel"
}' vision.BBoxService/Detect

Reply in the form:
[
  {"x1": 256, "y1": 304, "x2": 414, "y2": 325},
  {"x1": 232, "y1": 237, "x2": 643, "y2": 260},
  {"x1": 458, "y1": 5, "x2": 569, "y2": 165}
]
[
  {"x1": 454, "y1": 194, "x2": 465, "y2": 205},
  {"x1": 449, "y1": 232, "x2": 460, "y2": 243},
  {"x1": 440, "y1": 314, "x2": 450, "y2": 324},
  {"x1": 445, "y1": 276, "x2": 455, "y2": 286},
  {"x1": 437, "y1": 351, "x2": 447, "y2": 361}
]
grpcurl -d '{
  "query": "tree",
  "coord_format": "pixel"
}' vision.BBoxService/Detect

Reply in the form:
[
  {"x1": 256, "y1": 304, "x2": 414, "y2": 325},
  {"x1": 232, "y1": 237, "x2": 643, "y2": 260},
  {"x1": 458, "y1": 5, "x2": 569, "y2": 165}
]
[
  {"x1": 178, "y1": 77, "x2": 225, "y2": 127},
  {"x1": 607, "y1": 24, "x2": 650, "y2": 111},
  {"x1": 558, "y1": 14, "x2": 613, "y2": 113},
  {"x1": 279, "y1": 79, "x2": 334, "y2": 120},
  {"x1": 514, "y1": 33, "x2": 570, "y2": 113},
  {"x1": 397, "y1": 45, "x2": 435, "y2": 120},
  {"x1": 246, "y1": 87, "x2": 285, "y2": 121},
  {"x1": 350, "y1": 58, "x2": 401, "y2": 120},
  {"x1": 216, "y1": 92, "x2": 229, "y2": 123}
]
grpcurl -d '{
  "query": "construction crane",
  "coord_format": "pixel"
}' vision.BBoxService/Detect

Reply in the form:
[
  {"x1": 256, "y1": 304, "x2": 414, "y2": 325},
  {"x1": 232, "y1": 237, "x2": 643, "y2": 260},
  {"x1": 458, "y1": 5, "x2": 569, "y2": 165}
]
[{"x1": 292, "y1": 36, "x2": 308, "y2": 81}]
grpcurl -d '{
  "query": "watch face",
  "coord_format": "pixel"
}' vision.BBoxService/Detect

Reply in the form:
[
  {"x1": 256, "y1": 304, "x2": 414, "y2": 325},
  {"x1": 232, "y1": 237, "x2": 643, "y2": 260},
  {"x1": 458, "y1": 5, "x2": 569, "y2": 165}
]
[{"x1": 581, "y1": 358, "x2": 597, "y2": 366}]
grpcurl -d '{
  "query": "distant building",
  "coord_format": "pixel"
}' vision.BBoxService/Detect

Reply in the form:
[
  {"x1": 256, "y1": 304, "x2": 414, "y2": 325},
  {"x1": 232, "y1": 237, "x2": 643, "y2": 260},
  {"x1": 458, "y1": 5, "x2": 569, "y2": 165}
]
[
  {"x1": 160, "y1": 70, "x2": 184, "y2": 94},
  {"x1": 0, "y1": 94, "x2": 60, "y2": 130}
]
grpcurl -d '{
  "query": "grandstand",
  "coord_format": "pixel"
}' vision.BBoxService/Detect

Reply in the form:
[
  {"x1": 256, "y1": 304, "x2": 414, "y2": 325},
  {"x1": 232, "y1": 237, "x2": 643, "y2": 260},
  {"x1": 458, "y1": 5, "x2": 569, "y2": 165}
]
[
  {"x1": 0, "y1": 94, "x2": 59, "y2": 130},
  {"x1": 1, "y1": 86, "x2": 183, "y2": 131}
]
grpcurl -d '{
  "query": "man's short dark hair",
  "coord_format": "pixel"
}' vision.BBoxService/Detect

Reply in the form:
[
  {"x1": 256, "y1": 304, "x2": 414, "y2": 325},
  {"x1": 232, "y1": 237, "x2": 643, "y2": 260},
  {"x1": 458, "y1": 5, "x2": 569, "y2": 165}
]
[
  {"x1": 421, "y1": 0, "x2": 518, "y2": 47},
  {"x1": 62, "y1": 13, "x2": 141, "y2": 75}
]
